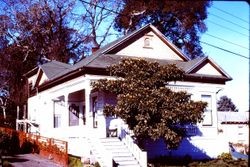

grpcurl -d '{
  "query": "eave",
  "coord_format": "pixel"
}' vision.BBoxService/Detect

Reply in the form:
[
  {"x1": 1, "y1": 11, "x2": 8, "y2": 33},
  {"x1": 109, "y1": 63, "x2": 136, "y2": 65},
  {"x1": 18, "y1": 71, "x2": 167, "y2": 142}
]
[
  {"x1": 29, "y1": 65, "x2": 231, "y2": 97},
  {"x1": 29, "y1": 67, "x2": 109, "y2": 96},
  {"x1": 184, "y1": 73, "x2": 232, "y2": 84}
]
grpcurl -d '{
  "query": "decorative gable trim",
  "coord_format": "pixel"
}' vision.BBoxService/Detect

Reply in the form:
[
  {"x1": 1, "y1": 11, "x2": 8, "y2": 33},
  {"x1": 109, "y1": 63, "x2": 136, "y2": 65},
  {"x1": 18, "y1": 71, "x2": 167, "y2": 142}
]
[
  {"x1": 103, "y1": 24, "x2": 189, "y2": 61},
  {"x1": 186, "y1": 57, "x2": 232, "y2": 80},
  {"x1": 34, "y1": 68, "x2": 43, "y2": 88},
  {"x1": 196, "y1": 62, "x2": 222, "y2": 75}
]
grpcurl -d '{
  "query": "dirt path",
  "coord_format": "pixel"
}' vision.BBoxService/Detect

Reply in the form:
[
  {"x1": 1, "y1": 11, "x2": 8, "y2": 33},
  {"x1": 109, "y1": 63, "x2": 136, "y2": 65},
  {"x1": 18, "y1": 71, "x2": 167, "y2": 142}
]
[{"x1": 2, "y1": 154, "x2": 63, "y2": 167}]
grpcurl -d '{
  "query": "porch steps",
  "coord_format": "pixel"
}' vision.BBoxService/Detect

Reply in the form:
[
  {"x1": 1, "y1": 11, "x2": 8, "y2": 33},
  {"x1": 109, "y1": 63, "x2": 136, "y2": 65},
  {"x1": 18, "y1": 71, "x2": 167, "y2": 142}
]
[
  {"x1": 86, "y1": 137, "x2": 109, "y2": 167},
  {"x1": 100, "y1": 138, "x2": 141, "y2": 167}
]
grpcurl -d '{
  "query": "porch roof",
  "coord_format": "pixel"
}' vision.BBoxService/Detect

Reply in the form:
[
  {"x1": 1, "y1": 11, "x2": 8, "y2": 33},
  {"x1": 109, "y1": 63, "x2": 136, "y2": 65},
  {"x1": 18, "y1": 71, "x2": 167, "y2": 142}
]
[
  {"x1": 36, "y1": 53, "x2": 231, "y2": 93},
  {"x1": 80, "y1": 54, "x2": 232, "y2": 81}
]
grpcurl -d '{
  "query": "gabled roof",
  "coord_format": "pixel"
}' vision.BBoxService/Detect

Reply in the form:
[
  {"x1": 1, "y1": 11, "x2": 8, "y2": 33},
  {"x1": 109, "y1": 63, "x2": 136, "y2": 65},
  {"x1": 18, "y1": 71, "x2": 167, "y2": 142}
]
[
  {"x1": 74, "y1": 24, "x2": 189, "y2": 69},
  {"x1": 25, "y1": 24, "x2": 232, "y2": 93},
  {"x1": 26, "y1": 60, "x2": 74, "y2": 88},
  {"x1": 83, "y1": 54, "x2": 231, "y2": 80},
  {"x1": 185, "y1": 56, "x2": 232, "y2": 79},
  {"x1": 39, "y1": 60, "x2": 74, "y2": 80}
]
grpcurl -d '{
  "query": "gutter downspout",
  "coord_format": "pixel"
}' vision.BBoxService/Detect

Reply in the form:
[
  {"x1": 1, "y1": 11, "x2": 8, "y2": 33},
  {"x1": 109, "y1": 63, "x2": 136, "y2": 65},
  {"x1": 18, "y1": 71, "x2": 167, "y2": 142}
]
[{"x1": 216, "y1": 88, "x2": 223, "y2": 134}]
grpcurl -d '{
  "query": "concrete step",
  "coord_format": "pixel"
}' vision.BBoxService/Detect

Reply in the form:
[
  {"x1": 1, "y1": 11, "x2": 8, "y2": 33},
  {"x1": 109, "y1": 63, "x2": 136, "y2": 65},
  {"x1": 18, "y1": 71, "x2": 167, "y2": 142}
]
[
  {"x1": 116, "y1": 159, "x2": 140, "y2": 166},
  {"x1": 102, "y1": 141, "x2": 125, "y2": 146},
  {"x1": 103, "y1": 145, "x2": 127, "y2": 150},
  {"x1": 118, "y1": 165, "x2": 141, "y2": 167},
  {"x1": 112, "y1": 152, "x2": 133, "y2": 157},
  {"x1": 113, "y1": 156, "x2": 136, "y2": 162},
  {"x1": 100, "y1": 137, "x2": 121, "y2": 143},
  {"x1": 105, "y1": 147, "x2": 130, "y2": 152},
  {"x1": 92, "y1": 137, "x2": 142, "y2": 167}
]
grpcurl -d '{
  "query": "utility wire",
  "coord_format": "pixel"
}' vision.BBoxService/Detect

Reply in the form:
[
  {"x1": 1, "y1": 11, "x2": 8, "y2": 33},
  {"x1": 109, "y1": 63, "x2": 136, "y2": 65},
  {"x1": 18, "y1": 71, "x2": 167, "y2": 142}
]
[
  {"x1": 212, "y1": 6, "x2": 249, "y2": 23},
  {"x1": 204, "y1": 33, "x2": 249, "y2": 50},
  {"x1": 200, "y1": 41, "x2": 249, "y2": 59},
  {"x1": 79, "y1": 0, "x2": 121, "y2": 15},
  {"x1": 80, "y1": 0, "x2": 249, "y2": 60},
  {"x1": 207, "y1": 20, "x2": 249, "y2": 37},
  {"x1": 209, "y1": 12, "x2": 249, "y2": 31}
]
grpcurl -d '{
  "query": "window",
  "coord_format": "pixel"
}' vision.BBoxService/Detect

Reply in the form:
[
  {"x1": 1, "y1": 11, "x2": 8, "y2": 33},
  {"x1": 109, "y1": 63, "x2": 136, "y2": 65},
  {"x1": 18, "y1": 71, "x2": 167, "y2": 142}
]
[
  {"x1": 53, "y1": 96, "x2": 64, "y2": 128},
  {"x1": 201, "y1": 94, "x2": 213, "y2": 126},
  {"x1": 69, "y1": 103, "x2": 79, "y2": 126},
  {"x1": 54, "y1": 114, "x2": 61, "y2": 128},
  {"x1": 143, "y1": 35, "x2": 153, "y2": 48}
]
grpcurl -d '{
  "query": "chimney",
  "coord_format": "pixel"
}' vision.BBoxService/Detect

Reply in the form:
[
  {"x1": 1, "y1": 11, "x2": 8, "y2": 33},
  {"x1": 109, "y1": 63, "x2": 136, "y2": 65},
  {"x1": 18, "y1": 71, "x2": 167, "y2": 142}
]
[{"x1": 92, "y1": 46, "x2": 99, "y2": 53}]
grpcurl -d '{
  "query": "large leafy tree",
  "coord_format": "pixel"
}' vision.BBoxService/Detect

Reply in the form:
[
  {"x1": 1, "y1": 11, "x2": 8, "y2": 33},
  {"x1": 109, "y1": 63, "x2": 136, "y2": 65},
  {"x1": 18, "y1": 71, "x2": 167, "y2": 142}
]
[
  {"x1": 0, "y1": 0, "x2": 84, "y2": 64},
  {"x1": 0, "y1": 0, "x2": 83, "y2": 106},
  {"x1": 217, "y1": 96, "x2": 238, "y2": 112},
  {"x1": 114, "y1": 0, "x2": 211, "y2": 59},
  {"x1": 93, "y1": 59, "x2": 206, "y2": 149},
  {"x1": 0, "y1": 0, "x2": 121, "y2": 106}
]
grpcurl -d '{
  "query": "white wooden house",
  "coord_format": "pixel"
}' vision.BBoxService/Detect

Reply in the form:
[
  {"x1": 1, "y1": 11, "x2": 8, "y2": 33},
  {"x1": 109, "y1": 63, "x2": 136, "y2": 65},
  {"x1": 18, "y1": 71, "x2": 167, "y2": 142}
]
[
  {"x1": 23, "y1": 24, "x2": 232, "y2": 166},
  {"x1": 217, "y1": 111, "x2": 249, "y2": 145}
]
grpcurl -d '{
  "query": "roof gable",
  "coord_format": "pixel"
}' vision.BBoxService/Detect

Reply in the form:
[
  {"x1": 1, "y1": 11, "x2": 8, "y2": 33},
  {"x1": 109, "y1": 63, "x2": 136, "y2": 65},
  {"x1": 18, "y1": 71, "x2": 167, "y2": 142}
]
[
  {"x1": 40, "y1": 60, "x2": 74, "y2": 80},
  {"x1": 29, "y1": 60, "x2": 74, "y2": 88},
  {"x1": 187, "y1": 57, "x2": 232, "y2": 79},
  {"x1": 115, "y1": 31, "x2": 184, "y2": 60},
  {"x1": 74, "y1": 24, "x2": 189, "y2": 69},
  {"x1": 106, "y1": 24, "x2": 189, "y2": 61},
  {"x1": 196, "y1": 62, "x2": 222, "y2": 76},
  {"x1": 34, "y1": 69, "x2": 49, "y2": 87},
  {"x1": 26, "y1": 25, "x2": 233, "y2": 93}
]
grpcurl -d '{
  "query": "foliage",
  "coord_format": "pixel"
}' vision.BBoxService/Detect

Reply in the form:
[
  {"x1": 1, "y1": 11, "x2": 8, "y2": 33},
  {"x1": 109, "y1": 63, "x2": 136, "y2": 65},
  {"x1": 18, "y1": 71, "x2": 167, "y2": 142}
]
[
  {"x1": 217, "y1": 152, "x2": 232, "y2": 160},
  {"x1": 68, "y1": 155, "x2": 82, "y2": 167},
  {"x1": 0, "y1": 131, "x2": 20, "y2": 155},
  {"x1": 188, "y1": 158, "x2": 248, "y2": 167},
  {"x1": 2, "y1": 160, "x2": 12, "y2": 167},
  {"x1": 148, "y1": 155, "x2": 193, "y2": 166},
  {"x1": 0, "y1": 131, "x2": 10, "y2": 155},
  {"x1": 149, "y1": 153, "x2": 247, "y2": 167},
  {"x1": 217, "y1": 96, "x2": 238, "y2": 112},
  {"x1": 114, "y1": 0, "x2": 211, "y2": 59},
  {"x1": 0, "y1": 0, "x2": 79, "y2": 105},
  {"x1": 92, "y1": 58, "x2": 206, "y2": 149},
  {"x1": 0, "y1": 0, "x2": 121, "y2": 106},
  {"x1": 0, "y1": 0, "x2": 84, "y2": 63},
  {"x1": 94, "y1": 162, "x2": 101, "y2": 167}
]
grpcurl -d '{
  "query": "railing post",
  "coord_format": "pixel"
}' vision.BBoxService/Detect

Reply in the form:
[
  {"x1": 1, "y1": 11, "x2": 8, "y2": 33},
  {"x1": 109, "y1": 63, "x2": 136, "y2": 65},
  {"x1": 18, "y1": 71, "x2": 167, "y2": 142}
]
[{"x1": 120, "y1": 124, "x2": 147, "y2": 167}]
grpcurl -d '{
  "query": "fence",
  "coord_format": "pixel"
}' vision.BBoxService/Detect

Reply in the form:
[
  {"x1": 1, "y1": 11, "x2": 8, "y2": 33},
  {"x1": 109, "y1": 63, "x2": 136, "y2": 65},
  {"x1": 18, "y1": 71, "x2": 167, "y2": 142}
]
[{"x1": 0, "y1": 127, "x2": 68, "y2": 167}]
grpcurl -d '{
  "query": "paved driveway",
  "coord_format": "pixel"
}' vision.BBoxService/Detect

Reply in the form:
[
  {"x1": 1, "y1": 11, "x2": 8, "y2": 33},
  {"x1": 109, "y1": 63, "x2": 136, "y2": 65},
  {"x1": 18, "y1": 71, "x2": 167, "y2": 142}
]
[{"x1": 2, "y1": 154, "x2": 62, "y2": 167}]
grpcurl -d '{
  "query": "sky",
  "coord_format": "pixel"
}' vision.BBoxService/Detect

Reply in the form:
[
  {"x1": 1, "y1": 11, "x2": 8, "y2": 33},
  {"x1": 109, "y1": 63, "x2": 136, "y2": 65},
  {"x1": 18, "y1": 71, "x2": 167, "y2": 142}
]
[{"x1": 200, "y1": 1, "x2": 249, "y2": 112}]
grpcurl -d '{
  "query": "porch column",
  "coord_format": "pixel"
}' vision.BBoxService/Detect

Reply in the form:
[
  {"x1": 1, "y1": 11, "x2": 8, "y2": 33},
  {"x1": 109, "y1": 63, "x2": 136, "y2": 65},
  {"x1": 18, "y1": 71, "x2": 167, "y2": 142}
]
[
  {"x1": 85, "y1": 80, "x2": 91, "y2": 128},
  {"x1": 64, "y1": 93, "x2": 69, "y2": 128}
]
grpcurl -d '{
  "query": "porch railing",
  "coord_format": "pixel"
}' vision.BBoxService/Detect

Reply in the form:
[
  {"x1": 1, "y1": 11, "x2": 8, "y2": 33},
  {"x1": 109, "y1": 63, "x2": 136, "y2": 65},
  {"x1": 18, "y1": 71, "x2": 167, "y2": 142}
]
[
  {"x1": 119, "y1": 125, "x2": 147, "y2": 167},
  {"x1": 0, "y1": 127, "x2": 68, "y2": 167}
]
